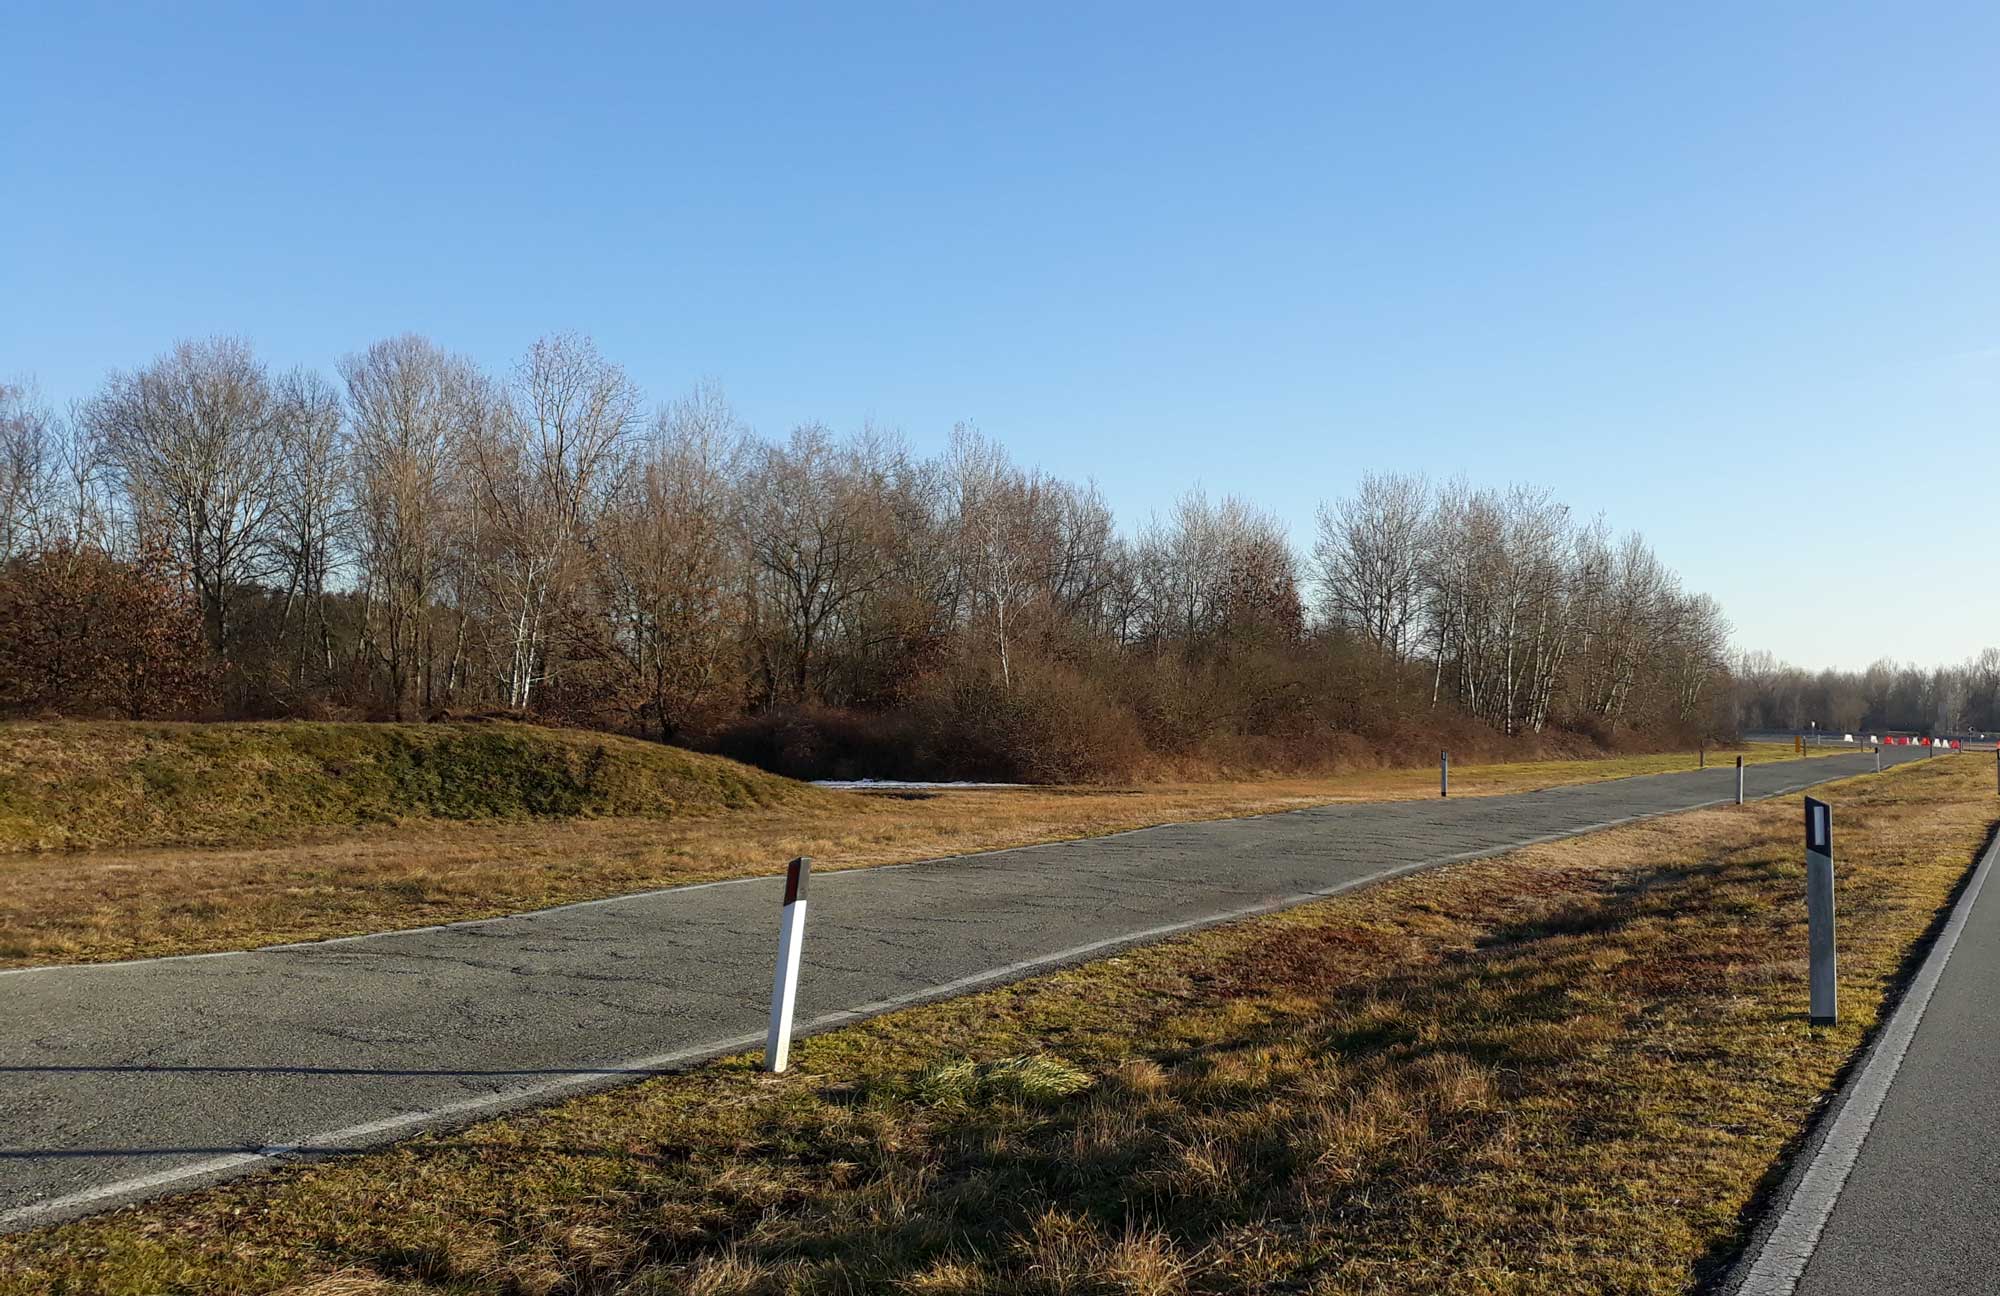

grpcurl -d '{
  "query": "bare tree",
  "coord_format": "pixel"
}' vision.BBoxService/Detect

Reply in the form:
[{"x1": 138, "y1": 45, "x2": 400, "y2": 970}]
[
  {"x1": 342, "y1": 335, "x2": 486, "y2": 715},
  {"x1": 1967, "y1": 648, "x2": 2000, "y2": 730},
  {"x1": 0, "y1": 381, "x2": 57, "y2": 560},
  {"x1": 84, "y1": 338, "x2": 282, "y2": 655},
  {"x1": 1660, "y1": 592, "x2": 1730, "y2": 725},
  {"x1": 595, "y1": 383, "x2": 746, "y2": 738},
  {"x1": 48, "y1": 399, "x2": 118, "y2": 551},
  {"x1": 270, "y1": 369, "x2": 349, "y2": 690},
  {"x1": 1313, "y1": 472, "x2": 1430, "y2": 656},
  {"x1": 1577, "y1": 532, "x2": 1673, "y2": 720},
  {"x1": 1416, "y1": 483, "x2": 1640, "y2": 734},
  {"x1": 739, "y1": 424, "x2": 894, "y2": 703},
  {"x1": 945, "y1": 425, "x2": 1053, "y2": 688},
  {"x1": 852, "y1": 440, "x2": 960, "y2": 697},
  {"x1": 20, "y1": 326, "x2": 1771, "y2": 756},
  {"x1": 1491, "y1": 485, "x2": 1571, "y2": 734},
  {"x1": 1136, "y1": 489, "x2": 1228, "y2": 646},
  {"x1": 1047, "y1": 478, "x2": 1116, "y2": 628},
  {"x1": 470, "y1": 333, "x2": 639, "y2": 709}
]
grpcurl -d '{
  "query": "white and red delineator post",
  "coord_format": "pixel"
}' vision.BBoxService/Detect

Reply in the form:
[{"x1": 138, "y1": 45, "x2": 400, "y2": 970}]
[{"x1": 765, "y1": 855, "x2": 813, "y2": 1072}]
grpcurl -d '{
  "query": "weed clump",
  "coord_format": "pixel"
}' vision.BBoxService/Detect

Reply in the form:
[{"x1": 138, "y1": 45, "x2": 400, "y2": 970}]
[{"x1": 914, "y1": 1054, "x2": 1095, "y2": 1108}]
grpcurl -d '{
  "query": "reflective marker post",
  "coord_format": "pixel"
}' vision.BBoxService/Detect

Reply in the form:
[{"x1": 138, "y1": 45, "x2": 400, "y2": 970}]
[
  {"x1": 1736, "y1": 755, "x2": 1745, "y2": 805},
  {"x1": 765, "y1": 856, "x2": 813, "y2": 1072},
  {"x1": 1804, "y1": 798, "x2": 1837, "y2": 1027},
  {"x1": 1440, "y1": 749, "x2": 1449, "y2": 798}
]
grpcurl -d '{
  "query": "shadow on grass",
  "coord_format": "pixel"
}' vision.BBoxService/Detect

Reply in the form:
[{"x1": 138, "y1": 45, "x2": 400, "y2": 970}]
[{"x1": 324, "y1": 860, "x2": 1716, "y2": 1291}]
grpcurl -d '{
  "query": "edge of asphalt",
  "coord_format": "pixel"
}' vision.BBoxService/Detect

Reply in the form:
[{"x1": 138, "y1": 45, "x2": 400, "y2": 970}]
[
  {"x1": 0, "y1": 752, "x2": 1905, "y2": 1233},
  {"x1": 0, "y1": 751, "x2": 1883, "y2": 981},
  {"x1": 1720, "y1": 799, "x2": 2000, "y2": 1296}
]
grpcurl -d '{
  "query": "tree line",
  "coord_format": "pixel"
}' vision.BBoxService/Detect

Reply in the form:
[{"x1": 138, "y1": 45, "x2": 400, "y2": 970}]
[
  {"x1": 1, "y1": 336, "x2": 1734, "y2": 779},
  {"x1": 1734, "y1": 650, "x2": 2000, "y2": 737}
]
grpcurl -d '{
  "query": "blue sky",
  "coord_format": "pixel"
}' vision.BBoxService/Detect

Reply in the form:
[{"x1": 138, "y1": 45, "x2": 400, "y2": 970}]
[{"x1": 5, "y1": 2, "x2": 1997, "y2": 670}]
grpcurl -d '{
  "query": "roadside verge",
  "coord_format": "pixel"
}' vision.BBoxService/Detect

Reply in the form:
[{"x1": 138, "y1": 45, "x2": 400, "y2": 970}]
[
  {"x1": 0, "y1": 754, "x2": 1986, "y2": 1295},
  {"x1": 1723, "y1": 818, "x2": 2000, "y2": 1294}
]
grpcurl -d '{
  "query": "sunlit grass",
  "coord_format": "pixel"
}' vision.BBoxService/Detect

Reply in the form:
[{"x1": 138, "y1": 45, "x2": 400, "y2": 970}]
[
  {"x1": 2, "y1": 754, "x2": 1986, "y2": 1294},
  {"x1": 0, "y1": 720, "x2": 824, "y2": 854},
  {"x1": 3, "y1": 736, "x2": 1856, "y2": 968}
]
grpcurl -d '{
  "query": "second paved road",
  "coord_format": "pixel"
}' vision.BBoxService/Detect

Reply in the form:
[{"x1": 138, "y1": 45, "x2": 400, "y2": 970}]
[{"x1": 0, "y1": 748, "x2": 1924, "y2": 1231}]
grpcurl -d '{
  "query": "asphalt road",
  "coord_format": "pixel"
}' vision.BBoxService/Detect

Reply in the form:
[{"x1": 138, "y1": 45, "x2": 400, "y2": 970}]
[
  {"x1": 1777, "y1": 823, "x2": 2000, "y2": 1295},
  {"x1": 0, "y1": 747, "x2": 1924, "y2": 1232}
]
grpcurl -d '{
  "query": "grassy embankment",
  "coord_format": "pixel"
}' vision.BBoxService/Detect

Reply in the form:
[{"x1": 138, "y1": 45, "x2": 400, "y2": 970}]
[
  {"x1": 0, "y1": 722, "x2": 1853, "y2": 967},
  {"x1": 0, "y1": 721, "x2": 826, "y2": 852},
  {"x1": 0, "y1": 749, "x2": 1986, "y2": 1294}
]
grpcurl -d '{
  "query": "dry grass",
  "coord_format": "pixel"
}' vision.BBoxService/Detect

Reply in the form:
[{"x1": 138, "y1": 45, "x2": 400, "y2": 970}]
[
  {"x1": 0, "y1": 720, "x2": 822, "y2": 854},
  {"x1": 1, "y1": 753, "x2": 1987, "y2": 1295},
  {"x1": 2, "y1": 742, "x2": 1826, "y2": 968}
]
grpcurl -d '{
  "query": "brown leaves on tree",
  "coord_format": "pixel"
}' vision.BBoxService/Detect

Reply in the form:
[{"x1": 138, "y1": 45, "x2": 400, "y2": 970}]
[{"x1": 0, "y1": 540, "x2": 217, "y2": 719}]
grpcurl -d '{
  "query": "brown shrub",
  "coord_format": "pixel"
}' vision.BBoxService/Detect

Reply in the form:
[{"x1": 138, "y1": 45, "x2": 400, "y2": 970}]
[
  {"x1": 0, "y1": 541, "x2": 216, "y2": 720},
  {"x1": 705, "y1": 639, "x2": 1698, "y2": 785},
  {"x1": 918, "y1": 660, "x2": 1149, "y2": 783},
  {"x1": 711, "y1": 703, "x2": 936, "y2": 781}
]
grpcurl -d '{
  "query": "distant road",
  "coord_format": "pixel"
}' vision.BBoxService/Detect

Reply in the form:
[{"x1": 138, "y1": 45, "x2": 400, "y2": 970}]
[
  {"x1": 1744, "y1": 730, "x2": 2000, "y2": 751},
  {"x1": 0, "y1": 747, "x2": 1926, "y2": 1232}
]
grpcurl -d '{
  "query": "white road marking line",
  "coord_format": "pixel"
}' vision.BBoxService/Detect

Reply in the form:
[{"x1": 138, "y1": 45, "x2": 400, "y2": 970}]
[
  {"x1": 1727, "y1": 832, "x2": 2000, "y2": 1295},
  {"x1": 0, "y1": 1153, "x2": 275, "y2": 1227}
]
